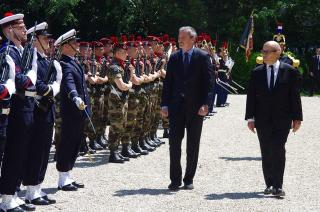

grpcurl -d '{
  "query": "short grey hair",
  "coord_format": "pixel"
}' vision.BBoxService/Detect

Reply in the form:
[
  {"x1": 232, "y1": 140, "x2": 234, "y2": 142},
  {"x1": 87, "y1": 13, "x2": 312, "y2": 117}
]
[{"x1": 179, "y1": 26, "x2": 197, "y2": 38}]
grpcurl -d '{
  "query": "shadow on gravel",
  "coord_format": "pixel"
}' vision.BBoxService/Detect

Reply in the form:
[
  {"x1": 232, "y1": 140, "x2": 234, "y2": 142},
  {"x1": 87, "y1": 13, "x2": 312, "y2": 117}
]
[
  {"x1": 113, "y1": 188, "x2": 174, "y2": 197},
  {"x1": 205, "y1": 192, "x2": 274, "y2": 200},
  {"x1": 74, "y1": 151, "x2": 110, "y2": 168},
  {"x1": 219, "y1": 157, "x2": 261, "y2": 161}
]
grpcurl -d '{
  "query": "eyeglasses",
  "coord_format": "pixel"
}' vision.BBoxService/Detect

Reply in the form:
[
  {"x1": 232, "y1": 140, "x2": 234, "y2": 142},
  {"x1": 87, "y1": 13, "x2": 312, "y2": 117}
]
[{"x1": 261, "y1": 49, "x2": 278, "y2": 54}]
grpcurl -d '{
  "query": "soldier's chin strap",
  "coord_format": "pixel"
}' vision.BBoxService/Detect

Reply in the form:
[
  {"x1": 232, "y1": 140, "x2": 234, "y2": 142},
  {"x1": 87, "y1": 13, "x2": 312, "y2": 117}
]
[
  {"x1": 67, "y1": 42, "x2": 79, "y2": 55},
  {"x1": 36, "y1": 35, "x2": 47, "y2": 55},
  {"x1": 8, "y1": 25, "x2": 22, "y2": 44}
]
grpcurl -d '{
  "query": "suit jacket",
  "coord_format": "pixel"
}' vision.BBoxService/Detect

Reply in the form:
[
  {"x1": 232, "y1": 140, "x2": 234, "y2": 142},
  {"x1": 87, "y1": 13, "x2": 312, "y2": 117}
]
[
  {"x1": 161, "y1": 48, "x2": 213, "y2": 116},
  {"x1": 60, "y1": 55, "x2": 90, "y2": 121},
  {"x1": 245, "y1": 62, "x2": 303, "y2": 129}
]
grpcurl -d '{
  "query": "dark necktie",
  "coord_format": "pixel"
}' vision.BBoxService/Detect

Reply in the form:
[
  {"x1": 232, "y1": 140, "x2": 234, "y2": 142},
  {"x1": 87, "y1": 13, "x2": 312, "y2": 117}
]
[
  {"x1": 270, "y1": 65, "x2": 274, "y2": 90},
  {"x1": 183, "y1": 52, "x2": 189, "y2": 73}
]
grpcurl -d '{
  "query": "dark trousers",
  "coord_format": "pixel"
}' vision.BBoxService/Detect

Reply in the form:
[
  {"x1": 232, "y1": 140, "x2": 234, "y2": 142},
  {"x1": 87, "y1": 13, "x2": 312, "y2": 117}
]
[
  {"x1": 257, "y1": 127, "x2": 290, "y2": 189},
  {"x1": 169, "y1": 104, "x2": 204, "y2": 185},
  {"x1": 0, "y1": 115, "x2": 8, "y2": 168},
  {"x1": 23, "y1": 115, "x2": 54, "y2": 186},
  {"x1": 56, "y1": 117, "x2": 85, "y2": 172},
  {"x1": 309, "y1": 72, "x2": 320, "y2": 96},
  {"x1": 0, "y1": 111, "x2": 33, "y2": 195},
  {"x1": 208, "y1": 84, "x2": 216, "y2": 113}
]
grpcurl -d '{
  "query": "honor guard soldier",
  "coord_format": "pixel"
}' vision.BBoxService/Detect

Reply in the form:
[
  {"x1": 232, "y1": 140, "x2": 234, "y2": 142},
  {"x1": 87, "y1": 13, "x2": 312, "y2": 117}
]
[
  {"x1": 54, "y1": 29, "x2": 90, "y2": 191},
  {"x1": 0, "y1": 12, "x2": 39, "y2": 212},
  {"x1": 121, "y1": 36, "x2": 144, "y2": 158},
  {"x1": 23, "y1": 22, "x2": 60, "y2": 206},
  {"x1": 0, "y1": 35, "x2": 16, "y2": 169},
  {"x1": 107, "y1": 41, "x2": 134, "y2": 163},
  {"x1": 87, "y1": 41, "x2": 108, "y2": 149}
]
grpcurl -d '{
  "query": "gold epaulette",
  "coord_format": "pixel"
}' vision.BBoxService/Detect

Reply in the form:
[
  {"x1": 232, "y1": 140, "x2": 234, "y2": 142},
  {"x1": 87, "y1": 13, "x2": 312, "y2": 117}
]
[
  {"x1": 256, "y1": 56, "x2": 263, "y2": 65},
  {"x1": 287, "y1": 55, "x2": 300, "y2": 68}
]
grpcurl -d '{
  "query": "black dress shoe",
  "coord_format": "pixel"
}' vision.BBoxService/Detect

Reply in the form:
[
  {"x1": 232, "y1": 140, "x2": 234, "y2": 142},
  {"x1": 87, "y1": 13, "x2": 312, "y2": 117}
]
[
  {"x1": 109, "y1": 151, "x2": 125, "y2": 163},
  {"x1": 96, "y1": 136, "x2": 107, "y2": 149},
  {"x1": 183, "y1": 183, "x2": 194, "y2": 190},
  {"x1": 89, "y1": 139, "x2": 103, "y2": 151},
  {"x1": 163, "y1": 128, "x2": 169, "y2": 138},
  {"x1": 273, "y1": 188, "x2": 285, "y2": 197},
  {"x1": 131, "y1": 143, "x2": 149, "y2": 155},
  {"x1": 72, "y1": 181, "x2": 84, "y2": 188},
  {"x1": 263, "y1": 186, "x2": 274, "y2": 195},
  {"x1": 7, "y1": 206, "x2": 26, "y2": 212},
  {"x1": 42, "y1": 195, "x2": 56, "y2": 204},
  {"x1": 19, "y1": 203, "x2": 36, "y2": 211},
  {"x1": 168, "y1": 183, "x2": 180, "y2": 191},
  {"x1": 26, "y1": 197, "x2": 49, "y2": 206},
  {"x1": 58, "y1": 184, "x2": 78, "y2": 191}
]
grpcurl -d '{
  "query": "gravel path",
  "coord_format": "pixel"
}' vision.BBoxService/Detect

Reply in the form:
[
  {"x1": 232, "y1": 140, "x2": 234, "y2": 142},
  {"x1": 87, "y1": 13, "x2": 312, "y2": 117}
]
[{"x1": 30, "y1": 95, "x2": 320, "y2": 211}]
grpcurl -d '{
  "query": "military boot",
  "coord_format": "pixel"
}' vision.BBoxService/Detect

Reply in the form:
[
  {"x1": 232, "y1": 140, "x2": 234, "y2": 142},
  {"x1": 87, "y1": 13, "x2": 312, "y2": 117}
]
[
  {"x1": 132, "y1": 142, "x2": 149, "y2": 155},
  {"x1": 89, "y1": 139, "x2": 103, "y2": 151},
  {"x1": 147, "y1": 136, "x2": 160, "y2": 147},
  {"x1": 109, "y1": 151, "x2": 125, "y2": 163},
  {"x1": 140, "y1": 139, "x2": 155, "y2": 152},
  {"x1": 121, "y1": 143, "x2": 140, "y2": 158},
  {"x1": 163, "y1": 128, "x2": 169, "y2": 138},
  {"x1": 96, "y1": 136, "x2": 107, "y2": 149}
]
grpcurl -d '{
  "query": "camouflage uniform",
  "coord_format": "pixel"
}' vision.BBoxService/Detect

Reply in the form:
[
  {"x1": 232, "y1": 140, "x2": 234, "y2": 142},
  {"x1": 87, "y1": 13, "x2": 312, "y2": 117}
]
[
  {"x1": 107, "y1": 59, "x2": 128, "y2": 151},
  {"x1": 54, "y1": 94, "x2": 62, "y2": 150}
]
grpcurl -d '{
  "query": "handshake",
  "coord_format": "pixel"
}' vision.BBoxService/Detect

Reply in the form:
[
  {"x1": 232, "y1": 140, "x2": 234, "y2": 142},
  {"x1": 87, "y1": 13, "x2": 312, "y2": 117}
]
[{"x1": 73, "y1": 97, "x2": 86, "y2": 110}]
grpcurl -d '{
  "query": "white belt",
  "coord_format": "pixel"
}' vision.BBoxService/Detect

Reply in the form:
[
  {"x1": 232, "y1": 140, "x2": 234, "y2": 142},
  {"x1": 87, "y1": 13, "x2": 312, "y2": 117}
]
[
  {"x1": 1, "y1": 108, "x2": 10, "y2": 115},
  {"x1": 218, "y1": 69, "x2": 227, "y2": 73},
  {"x1": 25, "y1": 91, "x2": 37, "y2": 97}
]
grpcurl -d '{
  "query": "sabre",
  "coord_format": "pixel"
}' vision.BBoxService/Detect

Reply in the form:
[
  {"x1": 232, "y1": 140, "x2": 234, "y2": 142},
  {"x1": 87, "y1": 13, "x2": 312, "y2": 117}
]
[
  {"x1": 216, "y1": 79, "x2": 237, "y2": 94},
  {"x1": 231, "y1": 80, "x2": 245, "y2": 90},
  {"x1": 84, "y1": 108, "x2": 96, "y2": 135},
  {"x1": 217, "y1": 78, "x2": 239, "y2": 94}
]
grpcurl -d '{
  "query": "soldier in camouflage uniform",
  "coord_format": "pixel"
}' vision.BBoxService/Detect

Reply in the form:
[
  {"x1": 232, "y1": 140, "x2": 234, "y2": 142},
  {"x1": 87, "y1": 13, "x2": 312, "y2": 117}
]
[
  {"x1": 107, "y1": 42, "x2": 133, "y2": 163},
  {"x1": 85, "y1": 41, "x2": 108, "y2": 149},
  {"x1": 121, "y1": 38, "x2": 146, "y2": 158},
  {"x1": 79, "y1": 42, "x2": 101, "y2": 153},
  {"x1": 131, "y1": 41, "x2": 154, "y2": 155}
]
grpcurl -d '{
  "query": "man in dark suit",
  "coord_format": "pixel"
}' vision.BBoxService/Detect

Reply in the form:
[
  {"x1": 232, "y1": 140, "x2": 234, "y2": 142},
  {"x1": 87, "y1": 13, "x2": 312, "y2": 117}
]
[
  {"x1": 245, "y1": 41, "x2": 303, "y2": 197},
  {"x1": 161, "y1": 26, "x2": 213, "y2": 191},
  {"x1": 309, "y1": 47, "x2": 320, "y2": 96},
  {"x1": 54, "y1": 29, "x2": 90, "y2": 191}
]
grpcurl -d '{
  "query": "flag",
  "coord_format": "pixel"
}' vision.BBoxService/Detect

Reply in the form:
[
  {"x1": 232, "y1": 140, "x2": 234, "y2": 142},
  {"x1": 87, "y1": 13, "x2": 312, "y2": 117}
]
[{"x1": 240, "y1": 15, "x2": 254, "y2": 62}]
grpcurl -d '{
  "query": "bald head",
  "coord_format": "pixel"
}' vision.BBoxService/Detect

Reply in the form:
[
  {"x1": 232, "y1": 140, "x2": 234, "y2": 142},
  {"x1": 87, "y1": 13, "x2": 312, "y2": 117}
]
[
  {"x1": 262, "y1": 41, "x2": 281, "y2": 65},
  {"x1": 264, "y1": 41, "x2": 281, "y2": 52}
]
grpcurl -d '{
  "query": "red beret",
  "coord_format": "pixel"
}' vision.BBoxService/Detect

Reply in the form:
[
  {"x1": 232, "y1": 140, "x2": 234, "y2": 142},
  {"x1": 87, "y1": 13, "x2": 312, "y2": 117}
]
[
  {"x1": 162, "y1": 34, "x2": 169, "y2": 42},
  {"x1": 91, "y1": 41, "x2": 104, "y2": 48},
  {"x1": 121, "y1": 35, "x2": 127, "y2": 43},
  {"x1": 163, "y1": 41, "x2": 171, "y2": 48},
  {"x1": 79, "y1": 41, "x2": 90, "y2": 47},
  {"x1": 100, "y1": 37, "x2": 113, "y2": 45},
  {"x1": 113, "y1": 43, "x2": 127, "y2": 50},
  {"x1": 146, "y1": 35, "x2": 161, "y2": 43}
]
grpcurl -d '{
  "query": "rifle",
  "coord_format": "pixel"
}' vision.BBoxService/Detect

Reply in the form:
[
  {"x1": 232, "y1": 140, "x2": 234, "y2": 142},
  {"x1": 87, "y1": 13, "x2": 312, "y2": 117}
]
[
  {"x1": 35, "y1": 45, "x2": 63, "y2": 112},
  {"x1": 21, "y1": 21, "x2": 37, "y2": 74},
  {"x1": 0, "y1": 40, "x2": 11, "y2": 83},
  {"x1": 90, "y1": 46, "x2": 97, "y2": 77}
]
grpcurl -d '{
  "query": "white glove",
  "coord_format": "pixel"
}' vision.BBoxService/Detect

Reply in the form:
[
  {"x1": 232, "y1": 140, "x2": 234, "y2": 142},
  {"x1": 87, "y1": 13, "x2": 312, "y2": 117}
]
[
  {"x1": 53, "y1": 60, "x2": 62, "y2": 83},
  {"x1": 73, "y1": 97, "x2": 86, "y2": 110},
  {"x1": 5, "y1": 55, "x2": 15, "y2": 81},
  {"x1": 26, "y1": 48, "x2": 38, "y2": 85},
  {"x1": 48, "y1": 60, "x2": 63, "y2": 97},
  {"x1": 4, "y1": 79, "x2": 15, "y2": 96}
]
